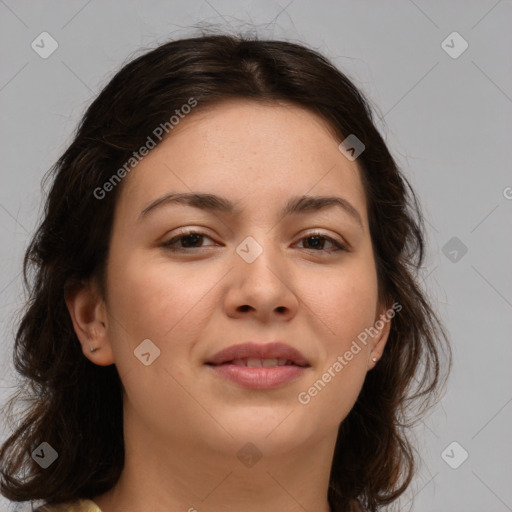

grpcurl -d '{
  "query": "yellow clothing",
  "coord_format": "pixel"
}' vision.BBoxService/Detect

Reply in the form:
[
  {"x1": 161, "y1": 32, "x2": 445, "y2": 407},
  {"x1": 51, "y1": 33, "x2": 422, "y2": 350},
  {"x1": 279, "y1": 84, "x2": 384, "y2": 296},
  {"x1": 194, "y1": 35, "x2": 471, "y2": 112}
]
[{"x1": 36, "y1": 499, "x2": 102, "y2": 512}]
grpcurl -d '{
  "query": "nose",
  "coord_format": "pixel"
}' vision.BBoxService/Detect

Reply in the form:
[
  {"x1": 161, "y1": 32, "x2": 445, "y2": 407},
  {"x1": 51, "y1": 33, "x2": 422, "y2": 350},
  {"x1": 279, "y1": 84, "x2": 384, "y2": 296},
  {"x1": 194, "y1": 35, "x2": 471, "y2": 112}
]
[{"x1": 223, "y1": 237, "x2": 300, "y2": 323}]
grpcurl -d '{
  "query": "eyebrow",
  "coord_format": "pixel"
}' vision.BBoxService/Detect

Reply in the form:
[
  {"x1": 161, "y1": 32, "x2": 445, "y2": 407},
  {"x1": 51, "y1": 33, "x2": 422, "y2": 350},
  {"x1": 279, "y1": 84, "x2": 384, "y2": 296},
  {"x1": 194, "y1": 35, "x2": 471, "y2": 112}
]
[{"x1": 139, "y1": 192, "x2": 363, "y2": 228}]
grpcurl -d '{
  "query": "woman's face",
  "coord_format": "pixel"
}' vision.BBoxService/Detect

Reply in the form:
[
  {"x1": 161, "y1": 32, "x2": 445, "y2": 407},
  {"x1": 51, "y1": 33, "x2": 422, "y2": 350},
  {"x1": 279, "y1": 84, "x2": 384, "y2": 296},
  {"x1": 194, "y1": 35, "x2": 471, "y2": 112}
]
[{"x1": 91, "y1": 99, "x2": 389, "y2": 456}]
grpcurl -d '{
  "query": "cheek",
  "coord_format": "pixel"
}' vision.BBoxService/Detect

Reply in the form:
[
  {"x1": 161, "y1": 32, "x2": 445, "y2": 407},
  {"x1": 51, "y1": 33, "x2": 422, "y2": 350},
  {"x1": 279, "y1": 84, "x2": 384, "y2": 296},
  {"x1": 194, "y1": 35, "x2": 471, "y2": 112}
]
[
  {"x1": 296, "y1": 259, "x2": 379, "y2": 347},
  {"x1": 297, "y1": 359, "x2": 367, "y2": 434},
  {"x1": 292, "y1": 257, "x2": 378, "y2": 413},
  {"x1": 106, "y1": 251, "x2": 218, "y2": 343},
  {"x1": 294, "y1": 269, "x2": 376, "y2": 426},
  {"x1": 104, "y1": 253, "x2": 218, "y2": 411}
]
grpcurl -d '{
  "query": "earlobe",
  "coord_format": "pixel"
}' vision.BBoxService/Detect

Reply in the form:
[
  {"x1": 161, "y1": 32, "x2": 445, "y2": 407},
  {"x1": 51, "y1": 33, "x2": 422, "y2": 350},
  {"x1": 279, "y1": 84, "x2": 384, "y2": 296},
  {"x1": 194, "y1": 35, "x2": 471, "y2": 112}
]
[
  {"x1": 368, "y1": 302, "x2": 394, "y2": 369},
  {"x1": 64, "y1": 280, "x2": 115, "y2": 366}
]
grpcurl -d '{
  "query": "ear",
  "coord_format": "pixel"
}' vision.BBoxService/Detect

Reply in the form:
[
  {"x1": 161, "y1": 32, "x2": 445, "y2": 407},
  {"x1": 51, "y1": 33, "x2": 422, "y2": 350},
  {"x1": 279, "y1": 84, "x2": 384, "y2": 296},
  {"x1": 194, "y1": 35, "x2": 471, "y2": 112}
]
[
  {"x1": 367, "y1": 300, "x2": 397, "y2": 370},
  {"x1": 64, "y1": 279, "x2": 115, "y2": 366}
]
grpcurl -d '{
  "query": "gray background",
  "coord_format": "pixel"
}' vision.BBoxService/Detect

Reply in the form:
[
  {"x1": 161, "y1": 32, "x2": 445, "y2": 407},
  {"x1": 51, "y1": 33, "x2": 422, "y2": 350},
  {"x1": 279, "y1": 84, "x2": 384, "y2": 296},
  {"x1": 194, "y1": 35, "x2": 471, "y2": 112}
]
[{"x1": 1, "y1": 1, "x2": 511, "y2": 511}]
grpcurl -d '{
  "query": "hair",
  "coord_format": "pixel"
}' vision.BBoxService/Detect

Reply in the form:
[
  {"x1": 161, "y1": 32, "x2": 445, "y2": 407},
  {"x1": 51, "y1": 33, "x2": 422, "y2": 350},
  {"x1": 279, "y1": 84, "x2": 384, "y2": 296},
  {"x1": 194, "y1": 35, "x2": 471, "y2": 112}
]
[{"x1": 0, "y1": 31, "x2": 451, "y2": 512}]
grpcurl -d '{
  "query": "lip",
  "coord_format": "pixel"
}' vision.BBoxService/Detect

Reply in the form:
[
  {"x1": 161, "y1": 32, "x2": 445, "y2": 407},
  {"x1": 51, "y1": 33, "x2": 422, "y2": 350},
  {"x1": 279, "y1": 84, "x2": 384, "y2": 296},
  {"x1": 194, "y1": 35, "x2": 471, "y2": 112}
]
[
  {"x1": 204, "y1": 341, "x2": 311, "y2": 390},
  {"x1": 205, "y1": 341, "x2": 310, "y2": 367},
  {"x1": 207, "y1": 364, "x2": 308, "y2": 390}
]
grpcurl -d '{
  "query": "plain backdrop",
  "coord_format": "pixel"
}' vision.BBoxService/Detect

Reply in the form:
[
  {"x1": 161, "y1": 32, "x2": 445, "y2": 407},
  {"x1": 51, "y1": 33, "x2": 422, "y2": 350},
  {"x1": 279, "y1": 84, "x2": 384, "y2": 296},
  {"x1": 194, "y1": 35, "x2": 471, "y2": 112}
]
[{"x1": 1, "y1": 1, "x2": 511, "y2": 511}]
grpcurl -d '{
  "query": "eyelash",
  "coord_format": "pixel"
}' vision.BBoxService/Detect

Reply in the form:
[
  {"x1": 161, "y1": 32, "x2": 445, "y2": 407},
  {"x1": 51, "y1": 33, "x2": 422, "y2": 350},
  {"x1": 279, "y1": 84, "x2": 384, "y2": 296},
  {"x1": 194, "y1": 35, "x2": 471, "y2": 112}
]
[{"x1": 161, "y1": 230, "x2": 347, "y2": 253}]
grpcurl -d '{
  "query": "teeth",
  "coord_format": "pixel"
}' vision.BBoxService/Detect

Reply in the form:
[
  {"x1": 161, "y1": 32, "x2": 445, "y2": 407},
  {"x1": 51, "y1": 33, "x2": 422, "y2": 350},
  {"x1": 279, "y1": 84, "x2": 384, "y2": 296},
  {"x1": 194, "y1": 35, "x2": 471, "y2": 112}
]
[
  {"x1": 230, "y1": 358, "x2": 293, "y2": 367},
  {"x1": 247, "y1": 358, "x2": 263, "y2": 368}
]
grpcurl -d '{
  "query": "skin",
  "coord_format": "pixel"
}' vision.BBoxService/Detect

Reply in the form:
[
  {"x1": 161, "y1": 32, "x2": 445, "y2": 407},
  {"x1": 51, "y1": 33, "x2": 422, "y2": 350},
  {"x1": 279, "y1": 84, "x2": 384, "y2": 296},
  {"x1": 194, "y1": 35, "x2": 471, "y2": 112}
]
[{"x1": 66, "y1": 99, "x2": 391, "y2": 512}]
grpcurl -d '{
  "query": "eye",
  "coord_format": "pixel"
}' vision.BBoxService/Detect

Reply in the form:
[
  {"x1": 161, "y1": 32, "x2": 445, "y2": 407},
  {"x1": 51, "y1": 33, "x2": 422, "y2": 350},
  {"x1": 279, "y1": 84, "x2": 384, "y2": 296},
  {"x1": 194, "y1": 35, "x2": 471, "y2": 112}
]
[
  {"x1": 161, "y1": 230, "x2": 348, "y2": 253},
  {"x1": 295, "y1": 232, "x2": 347, "y2": 253},
  {"x1": 161, "y1": 230, "x2": 216, "y2": 252}
]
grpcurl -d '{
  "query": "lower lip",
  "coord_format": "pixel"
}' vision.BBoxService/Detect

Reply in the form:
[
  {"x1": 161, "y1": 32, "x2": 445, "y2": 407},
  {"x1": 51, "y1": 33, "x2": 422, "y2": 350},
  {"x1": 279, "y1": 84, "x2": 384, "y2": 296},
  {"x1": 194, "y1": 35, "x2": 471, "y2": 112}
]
[{"x1": 206, "y1": 363, "x2": 308, "y2": 389}]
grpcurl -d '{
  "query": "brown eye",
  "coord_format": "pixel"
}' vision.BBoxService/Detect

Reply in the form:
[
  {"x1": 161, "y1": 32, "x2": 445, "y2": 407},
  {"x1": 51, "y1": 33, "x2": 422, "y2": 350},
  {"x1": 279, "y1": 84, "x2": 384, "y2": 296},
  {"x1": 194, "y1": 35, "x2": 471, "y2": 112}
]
[
  {"x1": 161, "y1": 231, "x2": 215, "y2": 251},
  {"x1": 296, "y1": 233, "x2": 346, "y2": 252}
]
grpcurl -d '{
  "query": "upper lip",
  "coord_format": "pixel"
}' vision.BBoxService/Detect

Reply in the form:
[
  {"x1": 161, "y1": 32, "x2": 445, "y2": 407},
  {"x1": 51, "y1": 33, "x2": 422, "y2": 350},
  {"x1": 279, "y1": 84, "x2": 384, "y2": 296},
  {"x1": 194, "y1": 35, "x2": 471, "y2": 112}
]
[{"x1": 205, "y1": 342, "x2": 310, "y2": 367}]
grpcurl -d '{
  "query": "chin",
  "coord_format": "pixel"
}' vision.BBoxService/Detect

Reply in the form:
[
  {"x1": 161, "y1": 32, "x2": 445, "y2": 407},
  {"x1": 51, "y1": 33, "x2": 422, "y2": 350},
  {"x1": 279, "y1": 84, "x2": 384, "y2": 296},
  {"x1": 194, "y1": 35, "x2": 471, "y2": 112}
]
[{"x1": 216, "y1": 410, "x2": 314, "y2": 449}]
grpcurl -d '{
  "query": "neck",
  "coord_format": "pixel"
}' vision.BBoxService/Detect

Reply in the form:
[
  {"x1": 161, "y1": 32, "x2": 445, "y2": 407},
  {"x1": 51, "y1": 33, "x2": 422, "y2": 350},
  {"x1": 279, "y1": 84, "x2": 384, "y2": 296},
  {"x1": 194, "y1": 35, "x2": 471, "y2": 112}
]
[{"x1": 93, "y1": 402, "x2": 338, "y2": 512}]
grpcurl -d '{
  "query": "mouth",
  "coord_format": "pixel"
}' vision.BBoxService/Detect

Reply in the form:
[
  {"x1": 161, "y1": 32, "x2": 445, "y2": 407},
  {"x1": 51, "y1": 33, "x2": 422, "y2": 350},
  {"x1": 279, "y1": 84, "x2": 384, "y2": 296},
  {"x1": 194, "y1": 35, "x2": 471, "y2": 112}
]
[
  {"x1": 206, "y1": 358, "x2": 307, "y2": 368},
  {"x1": 204, "y1": 342, "x2": 311, "y2": 390},
  {"x1": 205, "y1": 341, "x2": 311, "y2": 367}
]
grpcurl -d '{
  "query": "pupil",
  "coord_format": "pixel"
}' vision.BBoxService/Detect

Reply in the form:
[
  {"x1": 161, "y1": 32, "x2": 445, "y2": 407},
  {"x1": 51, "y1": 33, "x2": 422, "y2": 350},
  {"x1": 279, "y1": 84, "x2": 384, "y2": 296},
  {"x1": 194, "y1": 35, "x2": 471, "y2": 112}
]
[
  {"x1": 306, "y1": 236, "x2": 323, "y2": 249},
  {"x1": 182, "y1": 234, "x2": 201, "y2": 247},
  {"x1": 179, "y1": 235, "x2": 326, "y2": 249}
]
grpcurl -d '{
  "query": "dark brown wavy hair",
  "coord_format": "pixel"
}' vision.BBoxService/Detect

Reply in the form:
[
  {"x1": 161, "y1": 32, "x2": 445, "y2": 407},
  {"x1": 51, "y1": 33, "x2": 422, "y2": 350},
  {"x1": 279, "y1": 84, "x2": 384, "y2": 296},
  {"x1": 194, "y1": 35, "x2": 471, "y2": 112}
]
[{"x1": 0, "y1": 31, "x2": 451, "y2": 512}]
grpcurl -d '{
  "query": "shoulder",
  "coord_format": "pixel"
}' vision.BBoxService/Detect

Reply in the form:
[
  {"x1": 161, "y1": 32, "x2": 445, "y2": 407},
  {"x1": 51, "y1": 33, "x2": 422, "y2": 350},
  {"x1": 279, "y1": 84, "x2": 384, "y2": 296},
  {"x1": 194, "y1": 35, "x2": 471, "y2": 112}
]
[{"x1": 34, "y1": 499, "x2": 102, "y2": 512}]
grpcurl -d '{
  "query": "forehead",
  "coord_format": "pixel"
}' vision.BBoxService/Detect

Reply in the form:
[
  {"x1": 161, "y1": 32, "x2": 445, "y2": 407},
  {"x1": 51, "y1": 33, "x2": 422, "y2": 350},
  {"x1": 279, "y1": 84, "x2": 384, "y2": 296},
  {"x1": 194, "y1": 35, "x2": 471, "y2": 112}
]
[{"x1": 117, "y1": 99, "x2": 368, "y2": 224}]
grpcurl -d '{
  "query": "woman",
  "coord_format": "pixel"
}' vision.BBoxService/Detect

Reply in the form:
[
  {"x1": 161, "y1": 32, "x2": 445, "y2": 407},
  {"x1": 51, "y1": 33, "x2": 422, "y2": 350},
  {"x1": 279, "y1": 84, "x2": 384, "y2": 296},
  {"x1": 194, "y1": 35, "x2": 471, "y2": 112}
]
[{"x1": 0, "y1": 33, "x2": 451, "y2": 512}]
